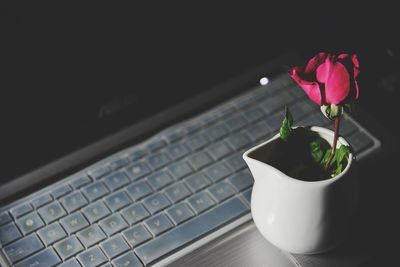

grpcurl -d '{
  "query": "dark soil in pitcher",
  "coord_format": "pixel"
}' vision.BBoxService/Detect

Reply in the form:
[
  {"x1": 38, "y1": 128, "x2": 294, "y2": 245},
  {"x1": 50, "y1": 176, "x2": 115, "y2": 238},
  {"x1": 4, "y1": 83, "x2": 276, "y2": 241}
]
[{"x1": 262, "y1": 128, "x2": 337, "y2": 181}]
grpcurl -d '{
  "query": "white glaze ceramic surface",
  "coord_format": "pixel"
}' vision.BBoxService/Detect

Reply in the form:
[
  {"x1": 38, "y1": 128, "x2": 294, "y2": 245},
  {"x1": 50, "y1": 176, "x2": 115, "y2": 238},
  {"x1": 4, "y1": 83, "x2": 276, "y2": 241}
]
[{"x1": 243, "y1": 127, "x2": 359, "y2": 254}]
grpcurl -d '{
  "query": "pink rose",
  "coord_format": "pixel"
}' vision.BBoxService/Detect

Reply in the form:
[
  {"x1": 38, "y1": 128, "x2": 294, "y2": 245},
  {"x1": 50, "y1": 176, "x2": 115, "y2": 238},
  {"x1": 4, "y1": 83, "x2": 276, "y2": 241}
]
[{"x1": 289, "y1": 52, "x2": 360, "y2": 106}]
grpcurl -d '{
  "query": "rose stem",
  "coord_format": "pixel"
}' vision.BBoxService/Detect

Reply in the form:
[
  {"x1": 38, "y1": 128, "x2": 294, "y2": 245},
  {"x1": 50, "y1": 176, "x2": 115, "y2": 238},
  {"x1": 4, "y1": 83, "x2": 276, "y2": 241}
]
[{"x1": 325, "y1": 115, "x2": 341, "y2": 171}]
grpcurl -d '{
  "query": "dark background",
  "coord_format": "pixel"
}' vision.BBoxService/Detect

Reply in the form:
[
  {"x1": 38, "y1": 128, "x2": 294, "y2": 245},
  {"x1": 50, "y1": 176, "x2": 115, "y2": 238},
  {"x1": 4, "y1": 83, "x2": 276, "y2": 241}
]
[
  {"x1": 2, "y1": 3, "x2": 399, "y2": 181},
  {"x1": 1, "y1": 3, "x2": 400, "y2": 265}
]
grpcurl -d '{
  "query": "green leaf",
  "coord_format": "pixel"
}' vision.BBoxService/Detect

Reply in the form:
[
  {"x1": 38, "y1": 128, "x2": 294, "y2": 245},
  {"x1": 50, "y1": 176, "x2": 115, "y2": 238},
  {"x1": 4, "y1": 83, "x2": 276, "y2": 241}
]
[
  {"x1": 327, "y1": 145, "x2": 351, "y2": 176},
  {"x1": 334, "y1": 163, "x2": 343, "y2": 176},
  {"x1": 334, "y1": 145, "x2": 350, "y2": 168},
  {"x1": 309, "y1": 138, "x2": 325, "y2": 163},
  {"x1": 320, "y1": 146, "x2": 332, "y2": 166},
  {"x1": 279, "y1": 106, "x2": 293, "y2": 141}
]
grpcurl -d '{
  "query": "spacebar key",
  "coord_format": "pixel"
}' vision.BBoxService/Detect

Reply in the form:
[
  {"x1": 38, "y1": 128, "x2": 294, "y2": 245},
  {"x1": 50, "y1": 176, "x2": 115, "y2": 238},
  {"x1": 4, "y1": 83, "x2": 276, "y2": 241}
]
[{"x1": 135, "y1": 197, "x2": 248, "y2": 265}]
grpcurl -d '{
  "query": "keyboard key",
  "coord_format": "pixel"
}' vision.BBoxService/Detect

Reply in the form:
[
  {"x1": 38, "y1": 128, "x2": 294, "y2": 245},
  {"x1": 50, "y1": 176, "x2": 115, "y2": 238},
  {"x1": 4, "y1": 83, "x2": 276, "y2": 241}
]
[
  {"x1": 184, "y1": 173, "x2": 211, "y2": 193},
  {"x1": 208, "y1": 181, "x2": 236, "y2": 202},
  {"x1": 224, "y1": 114, "x2": 248, "y2": 131},
  {"x1": 166, "y1": 142, "x2": 190, "y2": 160},
  {"x1": 185, "y1": 122, "x2": 202, "y2": 134},
  {"x1": 122, "y1": 224, "x2": 152, "y2": 247},
  {"x1": 82, "y1": 181, "x2": 109, "y2": 202},
  {"x1": 251, "y1": 87, "x2": 271, "y2": 99},
  {"x1": 129, "y1": 149, "x2": 146, "y2": 161},
  {"x1": 146, "y1": 139, "x2": 166, "y2": 152},
  {"x1": 168, "y1": 160, "x2": 193, "y2": 179},
  {"x1": 59, "y1": 258, "x2": 81, "y2": 267},
  {"x1": 14, "y1": 247, "x2": 61, "y2": 267},
  {"x1": 207, "y1": 141, "x2": 232, "y2": 160},
  {"x1": 38, "y1": 202, "x2": 67, "y2": 224},
  {"x1": 88, "y1": 164, "x2": 111, "y2": 180},
  {"x1": 110, "y1": 157, "x2": 130, "y2": 170},
  {"x1": 54, "y1": 236, "x2": 84, "y2": 261},
  {"x1": 188, "y1": 151, "x2": 213, "y2": 170},
  {"x1": 246, "y1": 121, "x2": 272, "y2": 141},
  {"x1": 186, "y1": 133, "x2": 210, "y2": 151},
  {"x1": 4, "y1": 233, "x2": 44, "y2": 264},
  {"x1": 242, "y1": 105, "x2": 265, "y2": 122},
  {"x1": 204, "y1": 162, "x2": 232, "y2": 182},
  {"x1": 103, "y1": 172, "x2": 130, "y2": 191},
  {"x1": 229, "y1": 169, "x2": 254, "y2": 191},
  {"x1": 225, "y1": 132, "x2": 252, "y2": 150},
  {"x1": 147, "y1": 171, "x2": 173, "y2": 190},
  {"x1": 99, "y1": 214, "x2": 128, "y2": 236},
  {"x1": 144, "y1": 212, "x2": 173, "y2": 236},
  {"x1": 77, "y1": 246, "x2": 107, "y2": 267},
  {"x1": 100, "y1": 234, "x2": 130, "y2": 259},
  {"x1": 70, "y1": 175, "x2": 92, "y2": 189},
  {"x1": 205, "y1": 124, "x2": 229, "y2": 141},
  {"x1": 164, "y1": 129, "x2": 185, "y2": 143},
  {"x1": 51, "y1": 184, "x2": 72, "y2": 199},
  {"x1": 60, "y1": 191, "x2": 88, "y2": 213},
  {"x1": 142, "y1": 193, "x2": 171, "y2": 214},
  {"x1": 16, "y1": 212, "x2": 44, "y2": 235},
  {"x1": 187, "y1": 192, "x2": 215, "y2": 214},
  {"x1": 290, "y1": 83, "x2": 307, "y2": 98},
  {"x1": 0, "y1": 222, "x2": 22, "y2": 245},
  {"x1": 126, "y1": 162, "x2": 151, "y2": 181},
  {"x1": 77, "y1": 224, "x2": 106, "y2": 248},
  {"x1": 224, "y1": 152, "x2": 247, "y2": 172},
  {"x1": 166, "y1": 202, "x2": 194, "y2": 225},
  {"x1": 242, "y1": 188, "x2": 252, "y2": 204},
  {"x1": 121, "y1": 203, "x2": 150, "y2": 225},
  {"x1": 164, "y1": 182, "x2": 191, "y2": 203},
  {"x1": 60, "y1": 212, "x2": 89, "y2": 234},
  {"x1": 126, "y1": 181, "x2": 153, "y2": 201},
  {"x1": 104, "y1": 191, "x2": 132, "y2": 212},
  {"x1": 112, "y1": 251, "x2": 144, "y2": 267},
  {"x1": 0, "y1": 212, "x2": 12, "y2": 226},
  {"x1": 264, "y1": 112, "x2": 285, "y2": 132},
  {"x1": 289, "y1": 100, "x2": 315, "y2": 121},
  {"x1": 148, "y1": 152, "x2": 171, "y2": 170},
  {"x1": 233, "y1": 93, "x2": 254, "y2": 109},
  {"x1": 214, "y1": 105, "x2": 235, "y2": 118},
  {"x1": 82, "y1": 201, "x2": 111, "y2": 224},
  {"x1": 259, "y1": 91, "x2": 294, "y2": 114},
  {"x1": 299, "y1": 112, "x2": 329, "y2": 127},
  {"x1": 134, "y1": 197, "x2": 248, "y2": 265},
  {"x1": 37, "y1": 222, "x2": 67, "y2": 246},
  {"x1": 10, "y1": 203, "x2": 33, "y2": 219},
  {"x1": 348, "y1": 131, "x2": 374, "y2": 154},
  {"x1": 31, "y1": 194, "x2": 53, "y2": 209}
]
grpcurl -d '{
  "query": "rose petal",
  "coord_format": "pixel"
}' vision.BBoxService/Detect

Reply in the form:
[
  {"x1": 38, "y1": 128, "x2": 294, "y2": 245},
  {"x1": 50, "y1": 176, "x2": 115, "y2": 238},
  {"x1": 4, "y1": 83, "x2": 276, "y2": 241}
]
[
  {"x1": 338, "y1": 54, "x2": 360, "y2": 78},
  {"x1": 305, "y1": 52, "x2": 330, "y2": 74},
  {"x1": 352, "y1": 54, "x2": 360, "y2": 77},
  {"x1": 316, "y1": 56, "x2": 333, "y2": 83},
  {"x1": 338, "y1": 53, "x2": 351, "y2": 59},
  {"x1": 325, "y1": 61, "x2": 350, "y2": 105},
  {"x1": 290, "y1": 68, "x2": 322, "y2": 105}
]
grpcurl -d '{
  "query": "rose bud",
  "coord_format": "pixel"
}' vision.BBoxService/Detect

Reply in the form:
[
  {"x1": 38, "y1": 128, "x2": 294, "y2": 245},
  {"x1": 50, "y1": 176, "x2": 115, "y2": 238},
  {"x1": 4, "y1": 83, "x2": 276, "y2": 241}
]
[{"x1": 289, "y1": 52, "x2": 360, "y2": 110}]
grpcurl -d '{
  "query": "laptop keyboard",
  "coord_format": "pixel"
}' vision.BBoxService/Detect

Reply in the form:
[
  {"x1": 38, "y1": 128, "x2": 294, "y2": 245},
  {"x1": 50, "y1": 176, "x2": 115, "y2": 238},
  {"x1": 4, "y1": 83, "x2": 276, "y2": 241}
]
[{"x1": 0, "y1": 74, "x2": 380, "y2": 267}]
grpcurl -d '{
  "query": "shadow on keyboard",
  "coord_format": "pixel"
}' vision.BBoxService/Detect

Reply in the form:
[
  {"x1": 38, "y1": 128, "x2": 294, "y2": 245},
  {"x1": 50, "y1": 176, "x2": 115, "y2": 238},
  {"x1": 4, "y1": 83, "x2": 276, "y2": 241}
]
[{"x1": 0, "y1": 73, "x2": 380, "y2": 266}]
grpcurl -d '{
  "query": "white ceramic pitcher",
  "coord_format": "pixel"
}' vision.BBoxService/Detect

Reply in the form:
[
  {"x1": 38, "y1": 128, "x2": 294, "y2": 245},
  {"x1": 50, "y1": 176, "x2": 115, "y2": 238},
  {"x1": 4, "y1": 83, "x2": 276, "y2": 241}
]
[{"x1": 243, "y1": 126, "x2": 359, "y2": 254}]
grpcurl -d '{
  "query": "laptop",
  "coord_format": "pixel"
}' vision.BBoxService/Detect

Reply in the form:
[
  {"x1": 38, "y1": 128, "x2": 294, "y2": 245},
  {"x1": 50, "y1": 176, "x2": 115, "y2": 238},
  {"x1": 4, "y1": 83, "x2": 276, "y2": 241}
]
[{"x1": 0, "y1": 6, "x2": 387, "y2": 267}]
